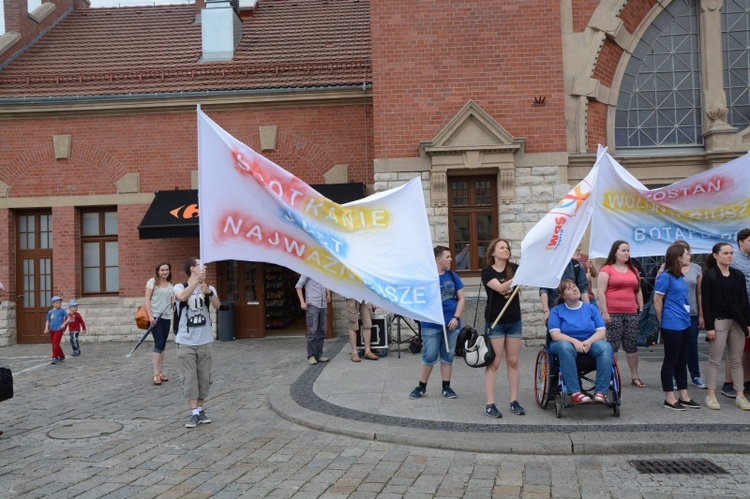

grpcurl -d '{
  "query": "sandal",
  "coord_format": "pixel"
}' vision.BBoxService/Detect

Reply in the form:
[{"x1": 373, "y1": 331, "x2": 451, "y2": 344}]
[
  {"x1": 631, "y1": 378, "x2": 646, "y2": 388},
  {"x1": 153, "y1": 375, "x2": 162, "y2": 385},
  {"x1": 571, "y1": 392, "x2": 591, "y2": 404},
  {"x1": 159, "y1": 372, "x2": 168, "y2": 382},
  {"x1": 351, "y1": 353, "x2": 361, "y2": 363},
  {"x1": 593, "y1": 393, "x2": 606, "y2": 403}
]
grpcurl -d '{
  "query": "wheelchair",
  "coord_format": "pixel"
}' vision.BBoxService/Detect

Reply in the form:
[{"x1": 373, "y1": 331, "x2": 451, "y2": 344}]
[{"x1": 534, "y1": 335, "x2": 622, "y2": 418}]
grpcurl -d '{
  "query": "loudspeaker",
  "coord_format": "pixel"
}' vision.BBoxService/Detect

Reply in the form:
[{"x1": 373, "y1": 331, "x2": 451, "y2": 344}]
[{"x1": 356, "y1": 314, "x2": 388, "y2": 349}]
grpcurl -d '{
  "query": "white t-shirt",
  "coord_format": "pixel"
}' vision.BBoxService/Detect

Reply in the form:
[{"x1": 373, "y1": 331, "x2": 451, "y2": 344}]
[{"x1": 173, "y1": 283, "x2": 216, "y2": 346}]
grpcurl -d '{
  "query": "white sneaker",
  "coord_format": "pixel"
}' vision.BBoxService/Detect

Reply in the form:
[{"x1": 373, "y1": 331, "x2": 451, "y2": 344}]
[
  {"x1": 735, "y1": 394, "x2": 750, "y2": 411},
  {"x1": 704, "y1": 394, "x2": 721, "y2": 410},
  {"x1": 308, "y1": 356, "x2": 318, "y2": 365}
]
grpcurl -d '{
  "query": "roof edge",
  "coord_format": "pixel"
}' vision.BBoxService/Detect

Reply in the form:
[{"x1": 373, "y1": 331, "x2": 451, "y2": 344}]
[
  {"x1": 0, "y1": 86, "x2": 373, "y2": 118},
  {"x1": 0, "y1": 8, "x2": 75, "y2": 71}
]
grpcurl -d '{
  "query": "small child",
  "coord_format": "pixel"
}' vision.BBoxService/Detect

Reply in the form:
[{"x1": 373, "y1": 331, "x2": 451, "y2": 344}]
[
  {"x1": 66, "y1": 301, "x2": 87, "y2": 357},
  {"x1": 44, "y1": 296, "x2": 71, "y2": 365}
]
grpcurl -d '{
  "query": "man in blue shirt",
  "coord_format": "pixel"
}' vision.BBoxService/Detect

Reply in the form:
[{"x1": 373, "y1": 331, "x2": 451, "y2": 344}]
[{"x1": 409, "y1": 246, "x2": 465, "y2": 400}]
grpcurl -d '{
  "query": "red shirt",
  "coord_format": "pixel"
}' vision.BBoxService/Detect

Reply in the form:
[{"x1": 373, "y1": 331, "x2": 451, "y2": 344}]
[
  {"x1": 67, "y1": 312, "x2": 86, "y2": 332},
  {"x1": 600, "y1": 265, "x2": 639, "y2": 314}
]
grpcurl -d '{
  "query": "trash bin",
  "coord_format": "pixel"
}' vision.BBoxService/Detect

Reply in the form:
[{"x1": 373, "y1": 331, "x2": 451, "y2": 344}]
[{"x1": 218, "y1": 301, "x2": 235, "y2": 341}]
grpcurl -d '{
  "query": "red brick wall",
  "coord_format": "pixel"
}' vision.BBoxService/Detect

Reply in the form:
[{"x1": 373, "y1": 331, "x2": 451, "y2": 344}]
[
  {"x1": 621, "y1": 0, "x2": 657, "y2": 34},
  {"x1": 371, "y1": 0, "x2": 567, "y2": 158},
  {"x1": 1, "y1": 0, "x2": 84, "y2": 66},
  {"x1": 573, "y1": 0, "x2": 601, "y2": 33},
  {"x1": 587, "y1": 99, "x2": 608, "y2": 150},
  {"x1": 593, "y1": 39, "x2": 624, "y2": 88},
  {"x1": 0, "y1": 103, "x2": 372, "y2": 298}
]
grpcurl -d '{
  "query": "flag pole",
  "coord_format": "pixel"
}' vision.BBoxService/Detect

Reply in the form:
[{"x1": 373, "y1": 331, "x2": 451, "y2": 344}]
[
  {"x1": 490, "y1": 285, "x2": 520, "y2": 329},
  {"x1": 442, "y1": 325, "x2": 450, "y2": 353}
]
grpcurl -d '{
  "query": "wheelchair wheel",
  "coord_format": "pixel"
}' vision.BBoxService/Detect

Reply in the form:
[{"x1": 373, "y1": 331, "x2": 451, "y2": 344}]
[
  {"x1": 610, "y1": 356, "x2": 622, "y2": 417},
  {"x1": 554, "y1": 393, "x2": 563, "y2": 418},
  {"x1": 534, "y1": 349, "x2": 551, "y2": 409}
]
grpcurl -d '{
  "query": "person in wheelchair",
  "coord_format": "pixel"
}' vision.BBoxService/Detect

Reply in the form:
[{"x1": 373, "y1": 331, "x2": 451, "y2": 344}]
[{"x1": 548, "y1": 279, "x2": 614, "y2": 404}]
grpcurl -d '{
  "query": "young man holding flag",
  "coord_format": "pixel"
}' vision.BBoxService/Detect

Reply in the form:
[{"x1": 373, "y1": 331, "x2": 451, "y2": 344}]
[{"x1": 409, "y1": 246, "x2": 465, "y2": 400}]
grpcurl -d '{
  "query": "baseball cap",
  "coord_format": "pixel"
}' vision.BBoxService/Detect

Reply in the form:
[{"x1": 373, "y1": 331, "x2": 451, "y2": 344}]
[
  {"x1": 51, "y1": 295, "x2": 62, "y2": 302},
  {"x1": 69, "y1": 301, "x2": 79, "y2": 307}
]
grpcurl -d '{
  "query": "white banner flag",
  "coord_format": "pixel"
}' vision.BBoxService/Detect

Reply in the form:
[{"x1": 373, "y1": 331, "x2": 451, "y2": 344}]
[
  {"x1": 197, "y1": 108, "x2": 444, "y2": 324},
  {"x1": 513, "y1": 155, "x2": 600, "y2": 288},
  {"x1": 590, "y1": 152, "x2": 750, "y2": 258}
]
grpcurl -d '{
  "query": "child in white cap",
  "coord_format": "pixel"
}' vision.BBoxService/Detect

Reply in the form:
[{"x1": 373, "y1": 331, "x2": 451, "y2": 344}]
[
  {"x1": 44, "y1": 296, "x2": 70, "y2": 364},
  {"x1": 66, "y1": 301, "x2": 86, "y2": 357}
]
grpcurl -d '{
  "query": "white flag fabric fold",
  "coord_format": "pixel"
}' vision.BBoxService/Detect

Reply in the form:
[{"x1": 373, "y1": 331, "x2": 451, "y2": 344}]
[
  {"x1": 197, "y1": 108, "x2": 444, "y2": 325},
  {"x1": 512, "y1": 158, "x2": 599, "y2": 288},
  {"x1": 590, "y1": 151, "x2": 750, "y2": 258}
]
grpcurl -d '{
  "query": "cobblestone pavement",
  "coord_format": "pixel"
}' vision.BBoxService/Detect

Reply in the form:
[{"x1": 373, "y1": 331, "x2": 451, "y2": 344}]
[{"x1": 1, "y1": 338, "x2": 750, "y2": 498}]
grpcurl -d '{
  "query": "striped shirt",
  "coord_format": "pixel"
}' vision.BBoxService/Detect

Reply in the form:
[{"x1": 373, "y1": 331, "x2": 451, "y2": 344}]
[{"x1": 730, "y1": 249, "x2": 750, "y2": 304}]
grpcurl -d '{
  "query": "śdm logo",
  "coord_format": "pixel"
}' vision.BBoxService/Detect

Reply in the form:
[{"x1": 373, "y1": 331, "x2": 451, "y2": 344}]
[
  {"x1": 546, "y1": 179, "x2": 592, "y2": 250},
  {"x1": 170, "y1": 204, "x2": 199, "y2": 219}
]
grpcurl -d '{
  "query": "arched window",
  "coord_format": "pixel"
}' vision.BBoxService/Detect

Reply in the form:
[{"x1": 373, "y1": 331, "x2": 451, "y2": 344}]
[
  {"x1": 723, "y1": 0, "x2": 750, "y2": 130},
  {"x1": 615, "y1": 0, "x2": 703, "y2": 149}
]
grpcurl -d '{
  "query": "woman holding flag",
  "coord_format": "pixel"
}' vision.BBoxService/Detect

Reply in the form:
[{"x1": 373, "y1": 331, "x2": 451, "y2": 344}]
[
  {"x1": 481, "y1": 238, "x2": 524, "y2": 418},
  {"x1": 597, "y1": 241, "x2": 645, "y2": 388}
]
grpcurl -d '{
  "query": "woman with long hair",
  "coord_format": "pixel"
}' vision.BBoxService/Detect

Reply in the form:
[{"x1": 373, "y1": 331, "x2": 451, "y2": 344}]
[
  {"x1": 145, "y1": 261, "x2": 174, "y2": 385},
  {"x1": 597, "y1": 240, "x2": 645, "y2": 387},
  {"x1": 654, "y1": 243, "x2": 700, "y2": 410},
  {"x1": 701, "y1": 242, "x2": 750, "y2": 410},
  {"x1": 481, "y1": 238, "x2": 524, "y2": 418}
]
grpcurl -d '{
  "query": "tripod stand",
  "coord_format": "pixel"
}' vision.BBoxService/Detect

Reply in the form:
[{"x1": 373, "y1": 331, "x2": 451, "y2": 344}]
[{"x1": 391, "y1": 314, "x2": 421, "y2": 359}]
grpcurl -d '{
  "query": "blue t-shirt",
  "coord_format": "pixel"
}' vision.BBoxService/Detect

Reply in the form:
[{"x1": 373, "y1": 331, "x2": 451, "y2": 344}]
[
  {"x1": 654, "y1": 272, "x2": 690, "y2": 330},
  {"x1": 422, "y1": 270, "x2": 463, "y2": 329},
  {"x1": 46, "y1": 308, "x2": 68, "y2": 331},
  {"x1": 548, "y1": 301, "x2": 605, "y2": 341}
]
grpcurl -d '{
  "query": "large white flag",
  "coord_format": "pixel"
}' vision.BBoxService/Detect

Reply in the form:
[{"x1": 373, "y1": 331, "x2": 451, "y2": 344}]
[
  {"x1": 513, "y1": 154, "x2": 600, "y2": 288},
  {"x1": 590, "y1": 151, "x2": 750, "y2": 258},
  {"x1": 197, "y1": 109, "x2": 444, "y2": 324}
]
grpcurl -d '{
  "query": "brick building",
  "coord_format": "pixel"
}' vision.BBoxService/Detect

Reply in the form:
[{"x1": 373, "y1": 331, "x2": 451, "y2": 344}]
[{"x1": 0, "y1": 0, "x2": 748, "y2": 345}]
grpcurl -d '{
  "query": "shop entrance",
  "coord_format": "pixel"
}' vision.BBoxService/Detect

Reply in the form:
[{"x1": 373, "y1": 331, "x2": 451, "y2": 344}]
[
  {"x1": 16, "y1": 211, "x2": 54, "y2": 344},
  {"x1": 219, "y1": 261, "x2": 309, "y2": 338}
]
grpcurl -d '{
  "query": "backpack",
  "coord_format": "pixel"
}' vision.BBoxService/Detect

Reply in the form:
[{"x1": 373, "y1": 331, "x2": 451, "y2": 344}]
[{"x1": 638, "y1": 274, "x2": 672, "y2": 346}]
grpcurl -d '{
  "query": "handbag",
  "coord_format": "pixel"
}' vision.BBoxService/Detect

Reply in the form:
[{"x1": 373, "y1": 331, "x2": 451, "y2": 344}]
[
  {"x1": 0, "y1": 367, "x2": 13, "y2": 402},
  {"x1": 456, "y1": 281, "x2": 484, "y2": 358},
  {"x1": 134, "y1": 305, "x2": 150, "y2": 330},
  {"x1": 464, "y1": 328, "x2": 495, "y2": 368}
]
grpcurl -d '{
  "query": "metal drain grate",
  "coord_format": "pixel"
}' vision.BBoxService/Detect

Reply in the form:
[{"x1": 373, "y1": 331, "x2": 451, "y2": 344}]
[{"x1": 630, "y1": 459, "x2": 727, "y2": 474}]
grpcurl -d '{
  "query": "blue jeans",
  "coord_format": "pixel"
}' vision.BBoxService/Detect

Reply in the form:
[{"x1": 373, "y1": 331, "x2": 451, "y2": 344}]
[
  {"x1": 306, "y1": 305, "x2": 327, "y2": 359},
  {"x1": 152, "y1": 317, "x2": 171, "y2": 353},
  {"x1": 687, "y1": 315, "x2": 700, "y2": 379},
  {"x1": 421, "y1": 326, "x2": 459, "y2": 366},
  {"x1": 550, "y1": 340, "x2": 613, "y2": 395}
]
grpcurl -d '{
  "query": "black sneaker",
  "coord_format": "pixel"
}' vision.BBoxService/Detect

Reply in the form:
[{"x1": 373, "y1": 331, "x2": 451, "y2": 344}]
[
  {"x1": 678, "y1": 398, "x2": 701, "y2": 409},
  {"x1": 509, "y1": 400, "x2": 526, "y2": 415},
  {"x1": 442, "y1": 386, "x2": 458, "y2": 399},
  {"x1": 721, "y1": 383, "x2": 737, "y2": 399},
  {"x1": 185, "y1": 414, "x2": 200, "y2": 428},
  {"x1": 72, "y1": 350, "x2": 81, "y2": 357},
  {"x1": 484, "y1": 403, "x2": 503, "y2": 418},
  {"x1": 198, "y1": 411, "x2": 212, "y2": 424},
  {"x1": 409, "y1": 386, "x2": 425, "y2": 399},
  {"x1": 663, "y1": 400, "x2": 685, "y2": 411}
]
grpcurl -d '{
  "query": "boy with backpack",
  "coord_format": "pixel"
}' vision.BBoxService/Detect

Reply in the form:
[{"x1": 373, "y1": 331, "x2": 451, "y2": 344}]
[{"x1": 174, "y1": 257, "x2": 221, "y2": 428}]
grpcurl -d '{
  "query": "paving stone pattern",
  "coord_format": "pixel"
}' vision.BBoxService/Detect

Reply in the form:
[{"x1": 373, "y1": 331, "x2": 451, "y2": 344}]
[{"x1": 1, "y1": 339, "x2": 749, "y2": 498}]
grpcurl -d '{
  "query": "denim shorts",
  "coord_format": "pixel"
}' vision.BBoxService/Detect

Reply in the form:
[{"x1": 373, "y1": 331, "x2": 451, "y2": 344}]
[
  {"x1": 486, "y1": 319, "x2": 522, "y2": 339},
  {"x1": 421, "y1": 326, "x2": 459, "y2": 366}
]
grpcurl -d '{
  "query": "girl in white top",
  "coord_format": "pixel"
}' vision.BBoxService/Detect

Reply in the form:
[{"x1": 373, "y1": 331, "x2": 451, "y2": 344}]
[{"x1": 145, "y1": 261, "x2": 174, "y2": 386}]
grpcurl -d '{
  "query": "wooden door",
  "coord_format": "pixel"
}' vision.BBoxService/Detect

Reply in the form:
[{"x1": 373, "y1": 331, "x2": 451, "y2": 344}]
[
  {"x1": 16, "y1": 211, "x2": 54, "y2": 343},
  {"x1": 221, "y1": 261, "x2": 264, "y2": 338}
]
